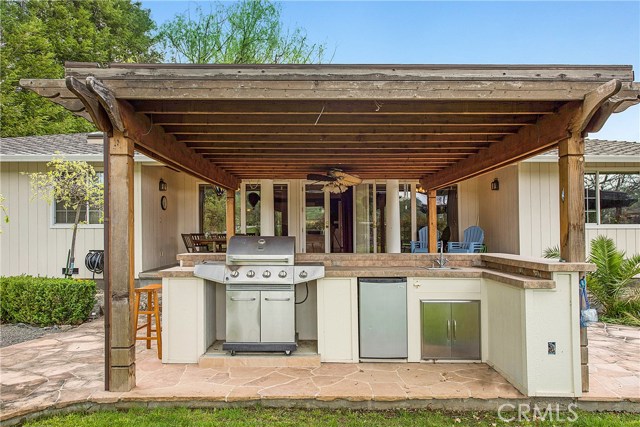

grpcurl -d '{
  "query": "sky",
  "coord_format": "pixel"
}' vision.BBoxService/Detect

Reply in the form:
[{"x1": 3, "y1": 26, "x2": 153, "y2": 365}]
[{"x1": 140, "y1": 1, "x2": 640, "y2": 142}]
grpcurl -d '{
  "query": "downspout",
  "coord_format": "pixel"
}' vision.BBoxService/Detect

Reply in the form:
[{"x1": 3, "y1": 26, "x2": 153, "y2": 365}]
[{"x1": 103, "y1": 132, "x2": 111, "y2": 390}]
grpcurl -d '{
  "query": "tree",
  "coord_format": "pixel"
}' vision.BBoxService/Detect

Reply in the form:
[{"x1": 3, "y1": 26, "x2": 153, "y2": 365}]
[
  {"x1": 0, "y1": 194, "x2": 8, "y2": 233},
  {"x1": 27, "y1": 156, "x2": 104, "y2": 278},
  {"x1": 0, "y1": 0, "x2": 161, "y2": 137},
  {"x1": 158, "y1": 0, "x2": 327, "y2": 64}
]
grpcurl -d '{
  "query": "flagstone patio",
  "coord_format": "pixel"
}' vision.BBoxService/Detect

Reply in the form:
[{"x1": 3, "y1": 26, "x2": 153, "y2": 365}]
[{"x1": 1, "y1": 319, "x2": 638, "y2": 424}]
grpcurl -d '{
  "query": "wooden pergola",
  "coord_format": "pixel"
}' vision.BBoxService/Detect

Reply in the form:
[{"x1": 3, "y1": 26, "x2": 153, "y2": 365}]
[{"x1": 22, "y1": 63, "x2": 639, "y2": 391}]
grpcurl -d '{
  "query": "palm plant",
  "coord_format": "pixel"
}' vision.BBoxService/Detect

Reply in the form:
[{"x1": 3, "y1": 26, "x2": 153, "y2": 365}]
[
  {"x1": 587, "y1": 236, "x2": 640, "y2": 325},
  {"x1": 543, "y1": 236, "x2": 640, "y2": 325}
]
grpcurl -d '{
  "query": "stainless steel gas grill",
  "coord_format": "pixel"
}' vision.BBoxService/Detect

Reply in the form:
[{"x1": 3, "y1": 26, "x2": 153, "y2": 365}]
[{"x1": 193, "y1": 236, "x2": 324, "y2": 355}]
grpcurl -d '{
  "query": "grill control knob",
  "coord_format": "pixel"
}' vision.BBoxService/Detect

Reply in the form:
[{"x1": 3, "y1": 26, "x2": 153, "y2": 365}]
[
  {"x1": 246, "y1": 270, "x2": 255, "y2": 278},
  {"x1": 230, "y1": 270, "x2": 239, "y2": 278},
  {"x1": 278, "y1": 270, "x2": 287, "y2": 278},
  {"x1": 299, "y1": 270, "x2": 308, "y2": 279},
  {"x1": 262, "y1": 270, "x2": 271, "y2": 278}
]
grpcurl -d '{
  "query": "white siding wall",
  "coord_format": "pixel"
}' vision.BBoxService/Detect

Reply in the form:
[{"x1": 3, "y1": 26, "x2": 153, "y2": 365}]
[
  {"x1": 518, "y1": 161, "x2": 640, "y2": 258},
  {"x1": 518, "y1": 162, "x2": 561, "y2": 257},
  {"x1": 458, "y1": 166, "x2": 520, "y2": 254},
  {"x1": 140, "y1": 165, "x2": 199, "y2": 272},
  {"x1": 457, "y1": 179, "x2": 480, "y2": 233},
  {"x1": 0, "y1": 162, "x2": 104, "y2": 278}
]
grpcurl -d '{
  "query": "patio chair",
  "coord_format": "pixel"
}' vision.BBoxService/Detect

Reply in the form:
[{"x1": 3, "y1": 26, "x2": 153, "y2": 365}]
[
  {"x1": 410, "y1": 226, "x2": 442, "y2": 253},
  {"x1": 447, "y1": 226, "x2": 484, "y2": 253},
  {"x1": 181, "y1": 233, "x2": 209, "y2": 253}
]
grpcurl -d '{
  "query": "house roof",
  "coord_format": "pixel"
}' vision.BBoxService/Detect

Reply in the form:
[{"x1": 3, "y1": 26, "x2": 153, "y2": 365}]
[
  {"x1": 1, "y1": 132, "x2": 638, "y2": 166},
  {"x1": 0, "y1": 132, "x2": 150, "y2": 162},
  {"x1": 530, "y1": 139, "x2": 640, "y2": 163}
]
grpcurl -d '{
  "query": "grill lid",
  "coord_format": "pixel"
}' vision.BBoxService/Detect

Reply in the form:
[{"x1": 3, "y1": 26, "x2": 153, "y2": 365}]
[{"x1": 226, "y1": 236, "x2": 295, "y2": 265}]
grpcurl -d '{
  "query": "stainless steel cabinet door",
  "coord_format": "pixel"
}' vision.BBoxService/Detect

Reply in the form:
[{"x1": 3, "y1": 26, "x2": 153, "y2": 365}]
[
  {"x1": 260, "y1": 291, "x2": 295, "y2": 343},
  {"x1": 226, "y1": 290, "x2": 260, "y2": 342},
  {"x1": 451, "y1": 301, "x2": 481, "y2": 359},
  {"x1": 421, "y1": 302, "x2": 452, "y2": 359}
]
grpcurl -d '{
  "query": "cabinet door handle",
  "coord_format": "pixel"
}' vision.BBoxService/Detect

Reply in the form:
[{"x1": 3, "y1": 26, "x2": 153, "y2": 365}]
[
  {"x1": 453, "y1": 320, "x2": 457, "y2": 340},
  {"x1": 230, "y1": 297, "x2": 256, "y2": 301},
  {"x1": 447, "y1": 320, "x2": 451, "y2": 340},
  {"x1": 265, "y1": 297, "x2": 291, "y2": 302}
]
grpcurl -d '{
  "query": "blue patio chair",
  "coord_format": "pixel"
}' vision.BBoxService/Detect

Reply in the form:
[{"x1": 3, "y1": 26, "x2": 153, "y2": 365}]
[
  {"x1": 447, "y1": 226, "x2": 484, "y2": 253},
  {"x1": 410, "y1": 226, "x2": 442, "y2": 253}
]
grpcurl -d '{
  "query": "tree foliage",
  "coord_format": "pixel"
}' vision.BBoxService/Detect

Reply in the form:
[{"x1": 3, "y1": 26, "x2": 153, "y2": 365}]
[
  {"x1": 26, "y1": 156, "x2": 104, "y2": 277},
  {"x1": 158, "y1": 0, "x2": 327, "y2": 64},
  {"x1": 0, "y1": 0, "x2": 161, "y2": 137}
]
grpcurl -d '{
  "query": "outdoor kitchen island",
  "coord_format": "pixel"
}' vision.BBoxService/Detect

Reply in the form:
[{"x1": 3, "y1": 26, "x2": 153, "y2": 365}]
[{"x1": 159, "y1": 252, "x2": 593, "y2": 397}]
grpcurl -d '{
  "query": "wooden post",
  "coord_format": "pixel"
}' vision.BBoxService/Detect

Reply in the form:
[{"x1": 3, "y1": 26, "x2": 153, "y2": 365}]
[
  {"x1": 558, "y1": 133, "x2": 586, "y2": 262},
  {"x1": 105, "y1": 130, "x2": 136, "y2": 392},
  {"x1": 427, "y1": 190, "x2": 437, "y2": 253},
  {"x1": 558, "y1": 132, "x2": 588, "y2": 392},
  {"x1": 226, "y1": 191, "x2": 236, "y2": 242}
]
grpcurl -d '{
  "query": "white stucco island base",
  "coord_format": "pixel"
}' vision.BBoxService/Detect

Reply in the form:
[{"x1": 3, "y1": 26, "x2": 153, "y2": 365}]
[{"x1": 160, "y1": 253, "x2": 590, "y2": 398}]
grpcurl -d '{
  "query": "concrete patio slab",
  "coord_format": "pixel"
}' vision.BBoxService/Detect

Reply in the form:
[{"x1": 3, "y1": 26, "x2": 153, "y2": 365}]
[{"x1": 1, "y1": 319, "x2": 638, "y2": 425}]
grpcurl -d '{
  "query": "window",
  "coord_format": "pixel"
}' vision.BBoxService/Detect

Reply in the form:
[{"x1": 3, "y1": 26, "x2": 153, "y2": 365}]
[
  {"x1": 54, "y1": 171, "x2": 104, "y2": 225},
  {"x1": 199, "y1": 185, "x2": 227, "y2": 233},
  {"x1": 584, "y1": 172, "x2": 640, "y2": 225}
]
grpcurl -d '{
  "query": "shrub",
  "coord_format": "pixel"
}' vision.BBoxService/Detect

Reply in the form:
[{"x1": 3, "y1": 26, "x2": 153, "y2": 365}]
[{"x1": 0, "y1": 275, "x2": 96, "y2": 326}]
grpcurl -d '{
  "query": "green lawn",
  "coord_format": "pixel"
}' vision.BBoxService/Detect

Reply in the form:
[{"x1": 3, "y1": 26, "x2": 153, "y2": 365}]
[{"x1": 24, "y1": 407, "x2": 640, "y2": 427}]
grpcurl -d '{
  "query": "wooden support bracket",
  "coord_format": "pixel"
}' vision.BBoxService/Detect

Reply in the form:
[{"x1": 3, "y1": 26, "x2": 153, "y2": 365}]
[
  {"x1": 65, "y1": 77, "x2": 113, "y2": 133},
  {"x1": 86, "y1": 76, "x2": 125, "y2": 132},
  {"x1": 570, "y1": 79, "x2": 622, "y2": 136}
]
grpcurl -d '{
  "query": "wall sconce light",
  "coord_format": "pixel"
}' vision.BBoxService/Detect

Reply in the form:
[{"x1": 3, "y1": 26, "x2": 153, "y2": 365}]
[
  {"x1": 491, "y1": 178, "x2": 500, "y2": 191},
  {"x1": 159, "y1": 178, "x2": 168, "y2": 191}
]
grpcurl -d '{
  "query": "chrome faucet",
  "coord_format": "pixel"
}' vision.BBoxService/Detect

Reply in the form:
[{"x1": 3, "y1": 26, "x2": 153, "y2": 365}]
[{"x1": 433, "y1": 242, "x2": 448, "y2": 268}]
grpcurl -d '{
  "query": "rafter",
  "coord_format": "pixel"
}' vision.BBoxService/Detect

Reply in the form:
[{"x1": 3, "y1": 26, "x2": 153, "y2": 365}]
[{"x1": 420, "y1": 101, "x2": 582, "y2": 190}]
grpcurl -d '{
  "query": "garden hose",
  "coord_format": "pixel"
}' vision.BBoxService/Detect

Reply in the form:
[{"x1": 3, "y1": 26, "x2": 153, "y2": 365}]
[{"x1": 85, "y1": 250, "x2": 104, "y2": 278}]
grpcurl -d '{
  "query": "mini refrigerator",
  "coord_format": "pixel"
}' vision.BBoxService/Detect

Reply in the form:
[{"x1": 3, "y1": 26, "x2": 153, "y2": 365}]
[{"x1": 358, "y1": 278, "x2": 408, "y2": 358}]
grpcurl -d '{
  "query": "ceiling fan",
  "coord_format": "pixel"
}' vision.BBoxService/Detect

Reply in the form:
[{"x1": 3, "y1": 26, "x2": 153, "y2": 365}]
[{"x1": 307, "y1": 169, "x2": 362, "y2": 193}]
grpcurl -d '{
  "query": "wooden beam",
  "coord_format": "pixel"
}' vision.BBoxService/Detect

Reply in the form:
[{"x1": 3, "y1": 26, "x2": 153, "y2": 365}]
[
  {"x1": 65, "y1": 63, "x2": 634, "y2": 82},
  {"x1": 65, "y1": 77, "x2": 113, "y2": 133},
  {"x1": 428, "y1": 190, "x2": 437, "y2": 253},
  {"x1": 133, "y1": 99, "x2": 561, "y2": 115},
  {"x1": 164, "y1": 125, "x2": 518, "y2": 135},
  {"x1": 193, "y1": 146, "x2": 485, "y2": 153},
  {"x1": 150, "y1": 113, "x2": 539, "y2": 126},
  {"x1": 178, "y1": 134, "x2": 499, "y2": 144},
  {"x1": 420, "y1": 101, "x2": 583, "y2": 190},
  {"x1": 33, "y1": 78, "x2": 614, "y2": 101},
  {"x1": 226, "y1": 192, "x2": 236, "y2": 243},
  {"x1": 558, "y1": 134, "x2": 585, "y2": 262},
  {"x1": 105, "y1": 130, "x2": 136, "y2": 392}
]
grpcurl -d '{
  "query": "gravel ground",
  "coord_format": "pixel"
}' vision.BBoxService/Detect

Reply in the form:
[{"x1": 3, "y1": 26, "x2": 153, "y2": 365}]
[
  {"x1": 0, "y1": 290, "x2": 105, "y2": 348},
  {"x1": 0, "y1": 323, "x2": 78, "y2": 347}
]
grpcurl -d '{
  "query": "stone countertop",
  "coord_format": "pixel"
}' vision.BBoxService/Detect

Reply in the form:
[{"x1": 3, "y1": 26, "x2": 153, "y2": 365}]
[
  {"x1": 480, "y1": 253, "x2": 595, "y2": 272},
  {"x1": 159, "y1": 265, "x2": 554, "y2": 289},
  {"x1": 324, "y1": 266, "x2": 483, "y2": 278}
]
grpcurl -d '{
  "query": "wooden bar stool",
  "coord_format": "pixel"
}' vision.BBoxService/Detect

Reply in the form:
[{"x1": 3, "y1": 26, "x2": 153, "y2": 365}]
[{"x1": 133, "y1": 284, "x2": 162, "y2": 359}]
